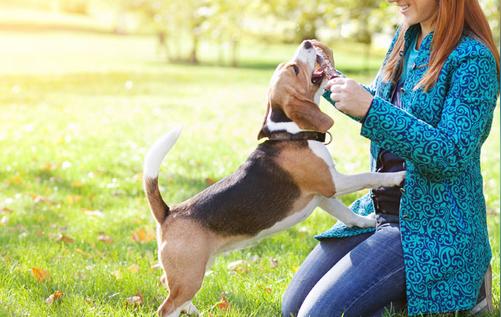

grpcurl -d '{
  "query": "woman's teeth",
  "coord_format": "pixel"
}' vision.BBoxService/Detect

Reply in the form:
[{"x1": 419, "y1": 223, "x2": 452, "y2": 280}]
[{"x1": 400, "y1": 4, "x2": 409, "y2": 13}]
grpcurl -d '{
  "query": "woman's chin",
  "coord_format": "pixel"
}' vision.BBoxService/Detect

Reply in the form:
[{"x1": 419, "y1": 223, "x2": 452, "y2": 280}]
[{"x1": 401, "y1": 16, "x2": 418, "y2": 26}]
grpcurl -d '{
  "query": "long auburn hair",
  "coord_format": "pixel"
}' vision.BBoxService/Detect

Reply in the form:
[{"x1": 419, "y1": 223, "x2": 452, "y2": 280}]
[{"x1": 382, "y1": 0, "x2": 500, "y2": 91}]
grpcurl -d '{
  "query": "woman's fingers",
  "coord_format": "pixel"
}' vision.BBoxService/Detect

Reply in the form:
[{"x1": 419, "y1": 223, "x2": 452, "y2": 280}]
[
  {"x1": 330, "y1": 92, "x2": 342, "y2": 102},
  {"x1": 329, "y1": 84, "x2": 343, "y2": 94},
  {"x1": 327, "y1": 77, "x2": 373, "y2": 117},
  {"x1": 330, "y1": 77, "x2": 346, "y2": 85},
  {"x1": 325, "y1": 77, "x2": 346, "y2": 91}
]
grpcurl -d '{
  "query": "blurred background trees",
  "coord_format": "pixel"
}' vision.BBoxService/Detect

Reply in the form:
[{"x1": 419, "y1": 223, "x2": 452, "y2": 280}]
[{"x1": 0, "y1": 0, "x2": 498, "y2": 67}]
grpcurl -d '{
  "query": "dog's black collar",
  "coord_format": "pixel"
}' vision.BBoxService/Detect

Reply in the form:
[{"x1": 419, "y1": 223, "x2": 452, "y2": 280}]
[{"x1": 267, "y1": 130, "x2": 332, "y2": 145}]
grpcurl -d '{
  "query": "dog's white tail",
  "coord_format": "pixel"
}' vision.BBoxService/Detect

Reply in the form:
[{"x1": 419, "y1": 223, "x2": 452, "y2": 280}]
[{"x1": 143, "y1": 127, "x2": 182, "y2": 223}]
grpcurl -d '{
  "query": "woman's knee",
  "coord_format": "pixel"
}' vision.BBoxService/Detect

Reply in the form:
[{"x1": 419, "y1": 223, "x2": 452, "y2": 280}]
[
  {"x1": 282, "y1": 235, "x2": 373, "y2": 317},
  {"x1": 281, "y1": 285, "x2": 302, "y2": 317},
  {"x1": 297, "y1": 296, "x2": 346, "y2": 317}
]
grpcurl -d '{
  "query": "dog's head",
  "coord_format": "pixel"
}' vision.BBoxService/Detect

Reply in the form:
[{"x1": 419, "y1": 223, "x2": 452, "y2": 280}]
[{"x1": 258, "y1": 40, "x2": 335, "y2": 139}]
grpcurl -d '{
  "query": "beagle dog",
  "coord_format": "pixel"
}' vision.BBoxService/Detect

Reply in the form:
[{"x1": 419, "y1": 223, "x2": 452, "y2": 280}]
[{"x1": 143, "y1": 40, "x2": 406, "y2": 317}]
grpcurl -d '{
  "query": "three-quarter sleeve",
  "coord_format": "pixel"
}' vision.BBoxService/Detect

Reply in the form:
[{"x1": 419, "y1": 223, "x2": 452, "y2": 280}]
[{"x1": 360, "y1": 52, "x2": 499, "y2": 181}]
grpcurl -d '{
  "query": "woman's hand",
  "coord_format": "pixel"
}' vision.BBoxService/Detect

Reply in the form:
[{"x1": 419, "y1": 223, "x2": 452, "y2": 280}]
[{"x1": 326, "y1": 77, "x2": 374, "y2": 119}]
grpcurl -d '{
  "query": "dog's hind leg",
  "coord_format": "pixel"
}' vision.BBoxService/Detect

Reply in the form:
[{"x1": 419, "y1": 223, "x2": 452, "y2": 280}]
[
  {"x1": 157, "y1": 252, "x2": 206, "y2": 317},
  {"x1": 157, "y1": 226, "x2": 212, "y2": 317},
  {"x1": 158, "y1": 299, "x2": 199, "y2": 317}
]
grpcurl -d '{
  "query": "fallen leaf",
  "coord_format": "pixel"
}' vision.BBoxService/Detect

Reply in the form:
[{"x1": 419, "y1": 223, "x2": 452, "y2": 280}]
[
  {"x1": 131, "y1": 228, "x2": 155, "y2": 243},
  {"x1": 42, "y1": 163, "x2": 57, "y2": 171},
  {"x1": 127, "y1": 264, "x2": 140, "y2": 273},
  {"x1": 265, "y1": 286, "x2": 273, "y2": 294},
  {"x1": 55, "y1": 233, "x2": 75, "y2": 243},
  {"x1": 297, "y1": 226, "x2": 309, "y2": 233},
  {"x1": 126, "y1": 294, "x2": 143, "y2": 306},
  {"x1": 71, "y1": 181, "x2": 83, "y2": 188},
  {"x1": 227, "y1": 260, "x2": 249, "y2": 273},
  {"x1": 215, "y1": 294, "x2": 230, "y2": 310},
  {"x1": 46, "y1": 290, "x2": 63, "y2": 304},
  {"x1": 0, "y1": 207, "x2": 13, "y2": 214},
  {"x1": 111, "y1": 270, "x2": 122, "y2": 279},
  {"x1": 84, "y1": 209, "x2": 104, "y2": 217},
  {"x1": 7, "y1": 175, "x2": 22, "y2": 185},
  {"x1": 270, "y1": 257, "x2": 279, "y2": 268},
  {"x1": 75, "y1": 248, "x2": 92, "y2": 257},
  {"x1": 205, "y1": 177, "x2": 217, "y2": 185},
  {"x1": 31, "y1": 267, "x2": 49, "y2": 282},
  {"x1": 249, "y1": 255, "x2": 260, "y2": 262},
  {"x1": 32, "y1": 195, "x2": 50, "y2": 204},
  {"x1": 98, "y1": 233, "x2": 113, "y2": 244},
  {"x1": 151, "y1": 263, "x2": 161, "y2": 270},
  {"x1": 66, "y1": 195, "x2": 82, "y2": 205}
]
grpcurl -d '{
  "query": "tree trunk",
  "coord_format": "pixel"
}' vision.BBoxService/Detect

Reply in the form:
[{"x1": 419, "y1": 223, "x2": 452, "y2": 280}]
[
  {"x1": 365, "y1": 42, "x2": 371, "y2": 74},
  {"x1": 230, "y1": 39, "x2": 239, "y2": 67},
  {"x1": 190, "y1": 36, "x2": 199, "y2": 64},
  {"x1": 218, "y1": 39, "x2": 224, "y2": 66}
]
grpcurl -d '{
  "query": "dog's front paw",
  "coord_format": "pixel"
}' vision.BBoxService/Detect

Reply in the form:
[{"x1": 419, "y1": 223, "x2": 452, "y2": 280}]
[
  {"x1": 377, "y1": 171, "x2": 406, "y2": 189},
  {"x1": 345, "y1": 213, "x2": 376, "y2": 228}
]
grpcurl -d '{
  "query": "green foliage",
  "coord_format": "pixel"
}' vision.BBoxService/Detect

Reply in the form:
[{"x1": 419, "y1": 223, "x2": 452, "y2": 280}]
[
  {"x1": 120, "y1": 0, "x2": 499, "y2": 67},
  {"x1": 480, "y1": 0, "x2": 500, "y2": 46}
]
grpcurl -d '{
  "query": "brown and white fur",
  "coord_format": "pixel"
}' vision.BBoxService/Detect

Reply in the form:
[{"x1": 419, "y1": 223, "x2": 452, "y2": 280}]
[{"x1": 143, "y1": 40, "x2": 406, "y2": 317}]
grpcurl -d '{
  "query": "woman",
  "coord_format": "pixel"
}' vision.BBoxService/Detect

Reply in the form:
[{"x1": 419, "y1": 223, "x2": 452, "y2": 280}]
[{"x1": 282, "y1": 0, "x2": 499, "y2": 316}]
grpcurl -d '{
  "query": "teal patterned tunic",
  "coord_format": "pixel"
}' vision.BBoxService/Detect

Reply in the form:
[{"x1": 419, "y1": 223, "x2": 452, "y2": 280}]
[{"x1": 316, "y1": 24, "x2": 499, "y2": 315}]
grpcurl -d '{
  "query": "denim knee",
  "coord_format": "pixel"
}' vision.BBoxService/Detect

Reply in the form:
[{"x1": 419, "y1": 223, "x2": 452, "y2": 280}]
[
  {"x1": 297, "y1": 295, "x2": 347, "y2": 317},
  {"x1": 281, "y1": 289, "x2": 300, "y2": 317}
]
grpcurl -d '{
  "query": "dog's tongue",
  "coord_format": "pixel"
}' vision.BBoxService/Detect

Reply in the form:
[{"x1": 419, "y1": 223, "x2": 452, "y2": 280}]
[{"x1": 312, "y1": 68, "x2": 324, "y2": 77}]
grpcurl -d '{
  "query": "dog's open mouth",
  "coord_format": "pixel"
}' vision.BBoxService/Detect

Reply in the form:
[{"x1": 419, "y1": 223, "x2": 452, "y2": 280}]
[{"x1": 311, "y1": 54, "x2": 325, "y2": 86}]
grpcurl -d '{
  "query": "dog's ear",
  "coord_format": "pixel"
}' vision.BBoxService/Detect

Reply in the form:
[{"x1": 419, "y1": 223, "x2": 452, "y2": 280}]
[
  {"x1": 283, "y1": 96, "x2": 334, "y2": 132},
  {"x1": 257, "y1": 101, "x2": 271, "y2": 140}
]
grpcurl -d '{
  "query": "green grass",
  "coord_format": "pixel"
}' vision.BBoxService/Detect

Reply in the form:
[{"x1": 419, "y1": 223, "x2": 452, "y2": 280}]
[{"x1": 0, "y1": 31, "x2": 499, "y2": 316}]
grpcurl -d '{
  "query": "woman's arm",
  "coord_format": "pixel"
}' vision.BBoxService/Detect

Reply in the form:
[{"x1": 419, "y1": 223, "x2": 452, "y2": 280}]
[{"x1": 360, "y1": 52, "x2": 499, "y2": 181}]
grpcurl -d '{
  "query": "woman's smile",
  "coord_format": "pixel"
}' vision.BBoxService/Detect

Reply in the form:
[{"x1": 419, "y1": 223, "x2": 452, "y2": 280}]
[
  {"x1": 388, "y1": 0, "x2": 438, "y2": 34},
  {"x1": 398, "y1": 3, "x2": 410, "y2": 14}
]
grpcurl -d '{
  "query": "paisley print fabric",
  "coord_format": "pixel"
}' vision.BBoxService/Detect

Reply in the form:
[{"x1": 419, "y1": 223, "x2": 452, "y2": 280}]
[{"x1": 316, "y1": 25, "x2": 499, "y2": 315}]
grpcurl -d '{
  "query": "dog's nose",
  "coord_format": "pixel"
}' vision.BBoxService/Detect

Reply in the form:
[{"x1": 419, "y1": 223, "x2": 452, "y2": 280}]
[{"x1": 303, "y1": 40, "x2": 312, "y2": 49}]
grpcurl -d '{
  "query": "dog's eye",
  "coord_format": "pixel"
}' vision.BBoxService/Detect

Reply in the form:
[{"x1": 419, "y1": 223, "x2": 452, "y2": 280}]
[{"x1": 290, "y1": 64, "x2": 299, "y2": 76}]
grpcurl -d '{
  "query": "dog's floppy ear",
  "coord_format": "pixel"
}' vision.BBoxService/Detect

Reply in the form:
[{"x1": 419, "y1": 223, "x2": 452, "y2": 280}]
[
  {"x1": 283, "y1": 96, "x2": 334, "y2": 132},
  {"x1": 257, "y1": 103, "x2": 270, "y2": 140}
]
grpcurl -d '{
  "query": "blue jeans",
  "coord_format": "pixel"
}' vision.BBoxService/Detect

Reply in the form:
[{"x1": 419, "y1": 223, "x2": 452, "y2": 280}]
[{"x1": 282, "y1": 214, "x2": 406, "y2": 317}]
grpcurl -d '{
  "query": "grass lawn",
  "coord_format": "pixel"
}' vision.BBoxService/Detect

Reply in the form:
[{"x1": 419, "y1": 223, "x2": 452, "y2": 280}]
[{"x1": 0, "y1": 30, "x2": 499, "y2": 316}]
